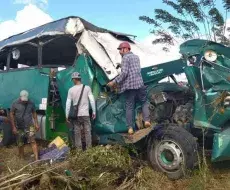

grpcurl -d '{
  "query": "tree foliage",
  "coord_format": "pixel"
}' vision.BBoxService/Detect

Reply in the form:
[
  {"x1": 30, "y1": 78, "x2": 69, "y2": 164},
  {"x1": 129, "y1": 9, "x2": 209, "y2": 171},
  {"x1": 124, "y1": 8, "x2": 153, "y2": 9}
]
[
  {"x1": 140, "y1": 0, "x2": 230, "y2": 49},
  {"x1": 223, "y1": 0, "x2": 230, "y2": 10}
]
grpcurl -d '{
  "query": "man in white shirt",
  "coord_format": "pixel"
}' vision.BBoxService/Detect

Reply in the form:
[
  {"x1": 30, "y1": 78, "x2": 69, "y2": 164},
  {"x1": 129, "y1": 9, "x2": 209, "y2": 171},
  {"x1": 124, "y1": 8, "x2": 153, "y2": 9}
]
[{"x1": 65, "y1": 72, "x2": 96, "y2": 150}]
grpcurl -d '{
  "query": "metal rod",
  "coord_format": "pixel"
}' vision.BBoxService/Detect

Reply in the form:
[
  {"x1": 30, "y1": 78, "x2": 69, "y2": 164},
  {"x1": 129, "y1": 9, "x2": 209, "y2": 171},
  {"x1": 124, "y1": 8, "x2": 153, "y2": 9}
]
[
  {"x1": 200, "y1": 60, "x2": 205, "y2": 92},
  {"x1": 26, "y1": 42, "x2": 38, "y2": 47},
  {"x1": 6, "y1": 52, "x2": 11, "y2": 71},
  {"x1": 38, "y1": 44, "x2": 42, "y2": 67}
]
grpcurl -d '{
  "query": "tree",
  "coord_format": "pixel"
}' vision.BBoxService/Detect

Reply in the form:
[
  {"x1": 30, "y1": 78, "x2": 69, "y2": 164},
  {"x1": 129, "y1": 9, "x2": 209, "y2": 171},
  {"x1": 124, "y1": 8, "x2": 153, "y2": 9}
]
[{"x1": 139, "y1": 0, "x2": 230, "y2": 50}]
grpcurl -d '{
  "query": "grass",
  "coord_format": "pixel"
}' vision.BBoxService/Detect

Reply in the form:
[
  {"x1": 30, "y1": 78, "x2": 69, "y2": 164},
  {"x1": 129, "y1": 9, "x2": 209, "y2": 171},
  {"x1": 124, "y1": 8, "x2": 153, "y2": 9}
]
[{"x1": 1, "y1": 144, "x2": 230, "y2": 190}]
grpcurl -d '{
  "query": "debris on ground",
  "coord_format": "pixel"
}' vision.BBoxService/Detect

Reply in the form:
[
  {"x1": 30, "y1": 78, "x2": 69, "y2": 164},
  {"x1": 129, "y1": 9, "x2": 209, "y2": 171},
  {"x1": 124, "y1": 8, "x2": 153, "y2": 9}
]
[
  {"x1": 1, "y1": 144, "x2": 230, "y2": 190},
  {"x1": 39, "y1": 136, "x2": 69, "y2": 163}
]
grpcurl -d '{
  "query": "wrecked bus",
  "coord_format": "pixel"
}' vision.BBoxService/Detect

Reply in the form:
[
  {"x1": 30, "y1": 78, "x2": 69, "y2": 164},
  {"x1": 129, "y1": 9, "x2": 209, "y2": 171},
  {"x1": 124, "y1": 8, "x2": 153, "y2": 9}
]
[
  {"x1": 4, "y1": 16, "x2": 230, "y2": 180},
  {"x1": 0, "y1": 16, "x2": 170, "y2": 141}
]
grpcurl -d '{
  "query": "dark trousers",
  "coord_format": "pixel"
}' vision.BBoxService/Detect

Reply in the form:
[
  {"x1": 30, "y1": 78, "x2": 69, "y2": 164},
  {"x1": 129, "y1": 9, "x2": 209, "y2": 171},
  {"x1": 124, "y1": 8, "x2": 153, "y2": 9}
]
[{"x1": 124, "y1": 86, "x2": 150, "y2": 128}]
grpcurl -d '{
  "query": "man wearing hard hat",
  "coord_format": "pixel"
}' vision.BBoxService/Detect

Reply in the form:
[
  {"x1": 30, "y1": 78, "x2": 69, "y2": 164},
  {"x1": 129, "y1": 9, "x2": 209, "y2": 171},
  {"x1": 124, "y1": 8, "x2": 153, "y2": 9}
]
[
  {"x1": 65, "y1": 72, "x2": 96, "y2": 150},
  {"x1": 107, "y1": 42, "x2": 151, "y2": 135}
]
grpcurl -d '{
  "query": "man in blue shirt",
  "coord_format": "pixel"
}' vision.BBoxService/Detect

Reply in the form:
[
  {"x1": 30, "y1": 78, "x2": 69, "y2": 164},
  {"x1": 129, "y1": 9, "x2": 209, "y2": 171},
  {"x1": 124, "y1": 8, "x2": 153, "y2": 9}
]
[{"x1": 107, "y1": 42, "x2": 151, "y2": 135}]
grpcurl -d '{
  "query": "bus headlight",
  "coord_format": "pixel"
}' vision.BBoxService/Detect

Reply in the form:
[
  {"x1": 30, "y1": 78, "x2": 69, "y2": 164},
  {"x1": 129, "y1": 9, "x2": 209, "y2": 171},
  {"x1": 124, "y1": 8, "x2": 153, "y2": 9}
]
[{"x1": 204, "y1": 50, "x2": 217, "y2": 62}]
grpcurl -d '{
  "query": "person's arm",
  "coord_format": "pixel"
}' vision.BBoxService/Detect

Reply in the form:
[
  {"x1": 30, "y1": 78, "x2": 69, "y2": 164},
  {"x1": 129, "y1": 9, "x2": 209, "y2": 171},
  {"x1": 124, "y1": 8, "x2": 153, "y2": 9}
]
[
  {"x1": 88, "y1": 87, "x2": 96, "y2": 120},
  {"x1": 32, "y1": 111, "x2": 39, "y2": 130},
  {"x1": 113, "y1": 56, "x2": 129, "y2": 84},
  {"x1": 32, "y1": 103, "x2": 39, "y2": 131},
  {"x1": 66, "y1": 90, "x2": 72, "y2": 122},
  {"x1": 10, "y1": 103, "x2": 17, "y2": 134}
]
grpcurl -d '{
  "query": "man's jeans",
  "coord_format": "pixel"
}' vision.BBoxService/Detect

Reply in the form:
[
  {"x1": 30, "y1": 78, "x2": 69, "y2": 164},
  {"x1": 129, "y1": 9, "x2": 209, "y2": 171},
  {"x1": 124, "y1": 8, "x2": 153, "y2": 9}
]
[
  {"x1": 124, "y1": 86, "x2": 150, "y2": 128},
  {"x1": 69, "y1": 116, "x2": 92, "y2": 149}
]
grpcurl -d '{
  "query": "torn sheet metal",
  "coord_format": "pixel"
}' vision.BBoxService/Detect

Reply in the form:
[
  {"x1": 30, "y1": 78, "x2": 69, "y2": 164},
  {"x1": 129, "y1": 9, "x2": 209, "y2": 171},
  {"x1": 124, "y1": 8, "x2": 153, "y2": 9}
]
[
  {"x1": 90, "y1": 31, "x2": 175, "y2": 68},
  {"x1": 77, "y1": 30, "x2": 119, "y2": 80},
  {"x1": 65, "y1": 17, "x2": 85, "y2": 36}
]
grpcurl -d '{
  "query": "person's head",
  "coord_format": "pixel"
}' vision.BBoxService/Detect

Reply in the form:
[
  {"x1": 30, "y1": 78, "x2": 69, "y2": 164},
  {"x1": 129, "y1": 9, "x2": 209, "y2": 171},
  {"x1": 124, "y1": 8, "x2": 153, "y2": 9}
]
[
  {"x1": 71, "y1": 72, "x2": 81, "y2": 84},
  {"x1": 20, "y1": 90, "x2": 29, "y2": 102},
  {"x1": 117, "y1": 42, "x2": 131, "y2": 57}
]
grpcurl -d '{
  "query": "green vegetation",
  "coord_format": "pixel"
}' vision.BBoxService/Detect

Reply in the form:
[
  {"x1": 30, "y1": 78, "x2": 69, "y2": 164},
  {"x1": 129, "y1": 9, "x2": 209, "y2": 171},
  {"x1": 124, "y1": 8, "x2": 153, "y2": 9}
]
[{"x1": 0, "y1": 145, "x2": 230, "y2": 189}]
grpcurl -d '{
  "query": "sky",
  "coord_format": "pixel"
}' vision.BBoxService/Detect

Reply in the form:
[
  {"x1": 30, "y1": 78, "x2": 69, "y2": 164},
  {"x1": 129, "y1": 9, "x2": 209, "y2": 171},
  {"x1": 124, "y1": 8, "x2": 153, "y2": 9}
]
[
  {"x1": 0, "y1": 0, "x2": 165, "y2": 40},
  {"x1": 0, "y1": 0, "x2": 227, "y2": 41},
  {"x1": 0, "y1": 0, "x2": 229, "y2": 82}
]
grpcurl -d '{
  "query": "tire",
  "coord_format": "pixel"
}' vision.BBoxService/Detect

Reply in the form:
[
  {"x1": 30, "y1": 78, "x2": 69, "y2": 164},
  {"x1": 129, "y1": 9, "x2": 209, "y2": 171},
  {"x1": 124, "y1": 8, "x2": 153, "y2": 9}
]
[{"x1": 147, "y1": 125, "x2": 198, "y2": 180}]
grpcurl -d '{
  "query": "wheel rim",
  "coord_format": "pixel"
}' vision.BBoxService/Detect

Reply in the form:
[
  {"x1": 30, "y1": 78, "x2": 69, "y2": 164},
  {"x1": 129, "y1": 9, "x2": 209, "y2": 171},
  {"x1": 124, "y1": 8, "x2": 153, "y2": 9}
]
[{"x1": 156, "y1": 140, "x2": 184, "y2": 171}]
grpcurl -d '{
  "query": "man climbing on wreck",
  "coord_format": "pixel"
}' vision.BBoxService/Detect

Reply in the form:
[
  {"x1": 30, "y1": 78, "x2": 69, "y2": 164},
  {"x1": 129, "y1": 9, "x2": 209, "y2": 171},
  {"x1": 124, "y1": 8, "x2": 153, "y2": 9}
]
[
  {"x1": 65, "y1": 72, "x2": 96, "y2": 150},
  {"x1": 107, "y1": 42, "x2": 151, "y2": 135}
]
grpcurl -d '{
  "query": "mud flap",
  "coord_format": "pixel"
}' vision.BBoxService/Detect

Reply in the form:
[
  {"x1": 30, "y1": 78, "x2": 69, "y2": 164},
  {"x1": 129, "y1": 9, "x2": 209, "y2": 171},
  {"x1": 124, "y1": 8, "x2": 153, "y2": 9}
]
[{"x1": 211, "y1": 128, "x2": 230, "y2": 162}]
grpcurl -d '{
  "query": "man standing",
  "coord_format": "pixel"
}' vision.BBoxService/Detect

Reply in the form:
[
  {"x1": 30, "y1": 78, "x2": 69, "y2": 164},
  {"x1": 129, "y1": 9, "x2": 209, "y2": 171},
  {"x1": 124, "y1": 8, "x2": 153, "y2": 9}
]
[
  {"x1": 10, "y1": 90, "x2": 39, "y2": 160},
  {"x1": 107, "y1": 42, "x2": 151, "y2": 135},
  {"x1": 65, "y1": 72, "x2": 96, "y2": 150}
]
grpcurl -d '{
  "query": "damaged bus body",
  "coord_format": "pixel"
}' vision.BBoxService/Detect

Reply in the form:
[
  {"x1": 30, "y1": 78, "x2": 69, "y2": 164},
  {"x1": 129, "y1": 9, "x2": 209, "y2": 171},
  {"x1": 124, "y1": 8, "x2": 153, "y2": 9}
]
[
  {"x1": 0, "y1": 16, "x2": 178, "y2": 141},
  {"x1": 0, "y1": 16, "x2": 186, "y2": 144},
  {"x1": 1, "y1": 16, "x2": 230, "y2": 180}
]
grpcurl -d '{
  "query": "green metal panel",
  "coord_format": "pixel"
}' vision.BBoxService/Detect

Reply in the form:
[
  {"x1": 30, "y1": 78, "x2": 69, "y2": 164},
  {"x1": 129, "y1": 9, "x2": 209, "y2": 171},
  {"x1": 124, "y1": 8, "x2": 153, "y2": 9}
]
[
  {"x1": 203, "y1": 64, "x2": 230, "y2": 91},
  {"x1": 184, "y1": 66, "x2": 230, "y2": 131},
  {"x1": 0, "y1": 68, "x2": 49, "y2": 109},
  {"x1": 95, "y1": 94, "x2": 127, "y2": 134},
  {"x1": 180, "y1": 39, "x2": 230, "y2": 68},
  {"x1": 180, "y1": 39, "x2": 229, "y2": 57},
  {"x1": 212, "y1": 128, "x2": 230, "y2": 162},
  {"x1": 141, "y1": 59, "x2": 186, "y2": 85},
  {"x1": 56, "y1": 55, "x2": 103, "y2": 110},
  {"x1": 45, "y1": 105, "x2": 68, "y2": 141},
  {"x1": 147, "y1": 82, "x2": 189, "y2": 95}
]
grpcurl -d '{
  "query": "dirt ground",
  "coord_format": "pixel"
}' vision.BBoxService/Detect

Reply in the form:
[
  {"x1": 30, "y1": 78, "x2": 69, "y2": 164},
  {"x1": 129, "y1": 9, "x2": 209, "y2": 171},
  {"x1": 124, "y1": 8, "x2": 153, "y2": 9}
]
[{"x1": 1, "y1": 144, "x2": 230, "y2": 190}]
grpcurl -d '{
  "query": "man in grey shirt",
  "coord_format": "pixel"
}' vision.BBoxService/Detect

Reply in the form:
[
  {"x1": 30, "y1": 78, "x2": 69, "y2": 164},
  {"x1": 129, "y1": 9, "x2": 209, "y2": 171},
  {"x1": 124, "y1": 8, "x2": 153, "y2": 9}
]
[
  {"x1": 66, "y1": 72, "x2": 96, "y2": 150},
  {"x1": 10, "y1": 90, "x2": 39, "y2": 160}
]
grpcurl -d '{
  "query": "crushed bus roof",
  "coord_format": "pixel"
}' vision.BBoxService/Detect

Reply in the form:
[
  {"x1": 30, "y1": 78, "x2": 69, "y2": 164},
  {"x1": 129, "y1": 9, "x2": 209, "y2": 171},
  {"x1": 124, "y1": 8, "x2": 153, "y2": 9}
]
[{"x1": 0, "y1": 16, "x2": 136, "y2": 52}]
